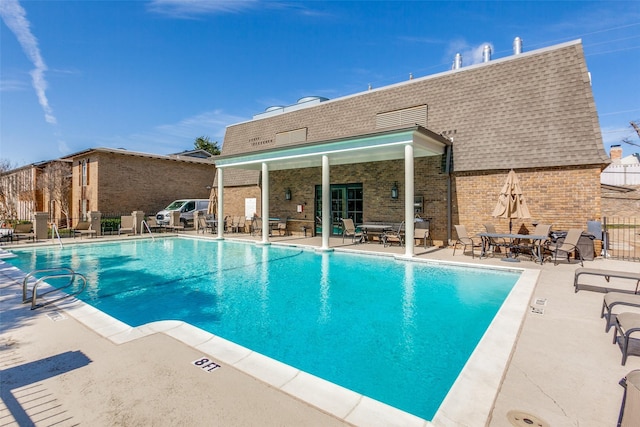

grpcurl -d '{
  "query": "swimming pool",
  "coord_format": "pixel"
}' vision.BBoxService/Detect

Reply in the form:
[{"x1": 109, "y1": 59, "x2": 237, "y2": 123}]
[{"x1": 7, "y1": 237, "x2": 521, "y2": 421}]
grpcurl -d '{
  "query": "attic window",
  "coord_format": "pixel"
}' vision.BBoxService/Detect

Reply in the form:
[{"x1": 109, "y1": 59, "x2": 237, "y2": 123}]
[
  {"x1": 376, "y1": 104, "x2": 427, "y2": 129},
  {"x1": 275, "y1": 128, "x2": 308, "y2": 145}
]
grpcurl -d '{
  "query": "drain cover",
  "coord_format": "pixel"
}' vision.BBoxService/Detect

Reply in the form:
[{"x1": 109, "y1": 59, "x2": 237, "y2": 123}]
[{"x1": 507, "y1": 410, "x2": 549, "y2": 427}]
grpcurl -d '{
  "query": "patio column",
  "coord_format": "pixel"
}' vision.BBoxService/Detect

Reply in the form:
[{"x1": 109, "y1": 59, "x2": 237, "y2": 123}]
[
  {"x1": 321, "y1": 155, "x2": 331, "y2": 250},
  {"x1": 217, "y1": 168, "x2": 224, "y2": 239},
  {"x1": 404, "y1": 144, "x2": 415, "y2": 257},
  {"x1": 261, "y1": 162, "x2": 270, "y2": 244}
]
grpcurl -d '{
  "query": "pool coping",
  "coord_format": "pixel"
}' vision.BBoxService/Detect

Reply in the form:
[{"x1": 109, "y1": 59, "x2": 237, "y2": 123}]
[{"x1": 4, "y1": 236, "x2": 538, "y2": 426}]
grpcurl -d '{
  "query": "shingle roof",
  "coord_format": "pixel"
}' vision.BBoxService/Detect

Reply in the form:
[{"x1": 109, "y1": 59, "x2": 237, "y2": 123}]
[{"x1": 221, "y1": 40, "x2": 609, "y2": 173}]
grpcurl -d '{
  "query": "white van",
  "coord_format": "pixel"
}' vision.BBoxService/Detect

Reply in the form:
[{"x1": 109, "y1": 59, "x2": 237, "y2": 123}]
[{"x1": 156, "y1": 199, "x2": 209, "y2": 227}]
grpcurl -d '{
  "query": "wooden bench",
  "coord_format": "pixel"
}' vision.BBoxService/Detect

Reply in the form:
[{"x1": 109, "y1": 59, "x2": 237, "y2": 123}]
[{"x1": 574, "y1": 268, "x2": 640, "y2": 293}]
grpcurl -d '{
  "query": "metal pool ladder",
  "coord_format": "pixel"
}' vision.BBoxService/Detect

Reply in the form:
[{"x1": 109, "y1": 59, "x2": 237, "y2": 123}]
[{"x1": 22, "y1": 267, "x2": 87, "y2": 310}]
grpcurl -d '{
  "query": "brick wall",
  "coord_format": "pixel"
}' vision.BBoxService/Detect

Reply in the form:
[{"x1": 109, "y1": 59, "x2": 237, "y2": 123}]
[
  {"x1": 222, "y1": 186, "x2": 262, "y2": 218},
  {"x1": 263, "y1": 163, "x2": 603, "y2": 244},
  {"x1": 70, "y1": 152, "x2": 215, "y2": 224},
  {"x1": 453, "y1": 166, "x2": 603, "y2": 238}
]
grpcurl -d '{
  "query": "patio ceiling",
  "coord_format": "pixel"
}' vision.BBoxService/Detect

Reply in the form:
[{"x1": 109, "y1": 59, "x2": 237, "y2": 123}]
[{"x1": 215, "y1": 125, "x2": 450, "y2": 171}]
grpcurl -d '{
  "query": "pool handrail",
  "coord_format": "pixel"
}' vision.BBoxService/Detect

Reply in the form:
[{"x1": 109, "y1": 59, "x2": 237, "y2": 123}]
[{"x1": 22, "y1": 267, "x2": 87, "y2": 309}]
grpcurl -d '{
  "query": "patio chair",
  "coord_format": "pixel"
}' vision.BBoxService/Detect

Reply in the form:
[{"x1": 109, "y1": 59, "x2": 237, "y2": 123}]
[
  {"x1": 453, "y1": 225, "x2": 482, "y2": 258},
  {"x1": 197, "y1": 215, "x2": 214, "y2": 234},
  {"x1": 613, "y1": 312, "x2": 640, "y2": 365},
  {"x1": 276, "y1": 220, "x2": 288, "y2": 236},
  {"x1": 602, "y1": 292, "x2": 640, "y2": 332},
  {"x1": 73, "y1": 221, "x2": 97, "y2": 239},
  {"x1": 383, "y1": 222, "x2": 405, "y2": 247},
  {"x1": 552, "y1": 228, "x2": 584, "y2": 266},
  {"x1": 13, "y1": 223, "x2": 35, "y2": 242},
  {"x1": 238, "y1": 216, "x2": 247, "y2": 233},
  {"x1": 250, "y1": 216, "x2": 262, "y2": 236},
  {"x1": 483, "y1": 223, "x2": 510, "y2": 257},
  {"x1": 119, "y1": 215, "x2": 135, "y2": 235},
  {"x1": 618, "y1": 370, "x2": 640, "y2": 426},
  {"x1": 414, "y1": 219, "x2": 432, "y2": 248},
  {"x1": 341, "y1": 218, "x2": 363, "y2": 243}
]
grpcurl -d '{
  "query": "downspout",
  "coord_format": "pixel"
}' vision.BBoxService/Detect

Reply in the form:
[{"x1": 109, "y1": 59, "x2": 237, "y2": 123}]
[{"x1": 445, "y1": 143, "x2": 453, "y2": 246}]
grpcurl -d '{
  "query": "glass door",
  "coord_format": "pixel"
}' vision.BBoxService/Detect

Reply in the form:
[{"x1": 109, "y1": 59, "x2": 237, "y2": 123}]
[{"x1": 315, "y1": 184, "x2": 363, "y2": 235}]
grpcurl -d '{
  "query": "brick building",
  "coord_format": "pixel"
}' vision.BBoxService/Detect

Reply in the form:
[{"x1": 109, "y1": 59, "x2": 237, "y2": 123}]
[
  {"x1": 0, "y1": 159, "x2": 72, "y2": 224},
  {"x1": 62, "y1": 148, "x2": 215, "y2": 225},
  {"x1": 215, "y1": 39, "x2": 609, "y2": 254}
]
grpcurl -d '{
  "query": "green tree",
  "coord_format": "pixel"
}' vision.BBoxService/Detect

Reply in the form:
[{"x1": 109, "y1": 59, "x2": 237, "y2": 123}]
[{"x1": 194, "y1": 136, "x2": 221, "y2": 155}]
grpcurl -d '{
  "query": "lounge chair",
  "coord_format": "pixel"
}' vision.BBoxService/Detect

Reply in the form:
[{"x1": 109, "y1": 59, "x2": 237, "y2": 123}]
[
  {"x1": 13, "y1": 223, "x2": 35, "y2": 242},
  {"x1": 73, "y1": 221, "x2": 97, "y2": 239},
  {"x1": 482, "y1": 223, "x2": 510, "y2": 257},
  {"x1": 552, "y1": 228, "x2": 584, "y2": 266},
  {"x1": 618, "y1": 370, "x2": 640, "y2": 426},
  {"x1": 613, "y1": 312, "x2": 640, "y2": 365},
  {"x1": 574, "y1": 268, "x2": 640, "y2": 293},
  {"x1": 453, "y1": 225, "x2": 482, "y2": 258},
  {"x1": 602, "y1": 292, "x2": 640, "y2": 332},
  {"x1": 143, "y1": 217, "x2": 161, "y2": 233},
  {"x1": 119, "y1": 215, "x2": 135, "y2": 235},
  {"x1": 383, "y1": 222, "x2": 405, "y2": 247},
  {"x1": 341, "y1": 218, "x2": 363, "y2": 243}
]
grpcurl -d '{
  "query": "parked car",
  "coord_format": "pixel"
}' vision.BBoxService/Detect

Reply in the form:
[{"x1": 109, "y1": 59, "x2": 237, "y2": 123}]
[{"x1": 156, "y1": 199, "x2": 209, "y2": 227}]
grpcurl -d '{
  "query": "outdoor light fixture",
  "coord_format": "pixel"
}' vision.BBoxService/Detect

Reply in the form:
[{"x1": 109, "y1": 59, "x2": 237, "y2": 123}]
[
  {"x1": 391, "y1": 182, "x2": 399, "y2": 199},
  {"x1": 285, "y1": 188, "x2": 292, "y2": 200}
]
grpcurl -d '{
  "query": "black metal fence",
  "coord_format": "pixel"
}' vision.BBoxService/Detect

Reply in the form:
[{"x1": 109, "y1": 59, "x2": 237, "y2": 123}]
[{"x1": 603, "y1": 217, "x2": 640, "y2": 262}]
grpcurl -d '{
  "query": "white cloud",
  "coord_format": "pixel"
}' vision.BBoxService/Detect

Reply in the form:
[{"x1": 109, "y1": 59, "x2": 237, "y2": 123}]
[
  {"x1": 0, "y1": 78, "x2": 28, "y2": 92},
  {"x1": 0, "y1": 0, "x2": 56, "y2": 124},
  {"x1": 147, "y1": 0, "x2": 260, "y2": 18}
]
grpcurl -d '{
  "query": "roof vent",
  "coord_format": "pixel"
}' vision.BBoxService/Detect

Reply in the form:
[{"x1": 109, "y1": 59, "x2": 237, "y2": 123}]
[
  {"x1": 297, "y1": 96, "x2": 328, "y2": 104},
  {"x1": 265, "y1": 106, "x2": 284, "y2": 112},
  {"x1": 482, "y1": 45, "x2": 492, "y2": 62},
  {"x1": 513, "y1": 37, "x2": 523, "y2": 55},
  {"x1": 452, "y1": 53, "x2": 462, "y2": 70}
]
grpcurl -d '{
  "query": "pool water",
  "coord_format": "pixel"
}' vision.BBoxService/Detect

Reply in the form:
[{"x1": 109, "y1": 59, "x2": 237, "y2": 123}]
[{"x1": 7, "y1": 237, "x2": 520, "y2": 420}]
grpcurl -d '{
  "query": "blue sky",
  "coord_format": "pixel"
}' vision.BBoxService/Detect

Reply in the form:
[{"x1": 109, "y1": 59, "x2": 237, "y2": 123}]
[{"x1": 1, "y1": 0, "x2": 639, "y2": 167}]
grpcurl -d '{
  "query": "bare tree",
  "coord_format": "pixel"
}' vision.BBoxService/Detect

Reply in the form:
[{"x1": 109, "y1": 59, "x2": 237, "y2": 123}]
[
  {"x1": 39, "y1": 161, "x2": 72, "y2": 228},
  {"x1": 0, "y1": 159, "x2": 17, "y2": 221},
  {"x1": 623, "y1": 120, "x2": 640, "y2": 149}
]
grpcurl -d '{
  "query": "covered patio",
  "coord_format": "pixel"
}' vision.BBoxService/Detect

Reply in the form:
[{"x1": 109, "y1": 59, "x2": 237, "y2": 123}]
[{"x1": 214, "y1": 125, "x2": 451, "y2": 257}]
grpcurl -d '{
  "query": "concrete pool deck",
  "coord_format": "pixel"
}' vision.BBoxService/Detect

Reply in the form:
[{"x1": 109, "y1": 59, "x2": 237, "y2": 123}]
[{"x1": 1, "y1": 232, "x2": 639, "y2": 426}]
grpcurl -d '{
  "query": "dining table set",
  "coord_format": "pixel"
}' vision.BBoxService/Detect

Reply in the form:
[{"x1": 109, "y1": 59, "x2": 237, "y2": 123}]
[{"x1": 478, "y1": 232, "x2": 549, "y2": 263}]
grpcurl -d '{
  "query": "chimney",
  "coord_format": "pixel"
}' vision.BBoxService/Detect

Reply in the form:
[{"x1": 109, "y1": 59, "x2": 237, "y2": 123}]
[
  {"x1": 482, "y1": 45, "x2": 491, "y2": 62},
  {"x1": 452, "y1": 53, "x2": 462, "y2": 70},
  {"x1": 513, "y1": 37, "x2": 523, "y2": 55},
  {"x1": 610, "y1": 145, "x2": 623, "y2": 161}
]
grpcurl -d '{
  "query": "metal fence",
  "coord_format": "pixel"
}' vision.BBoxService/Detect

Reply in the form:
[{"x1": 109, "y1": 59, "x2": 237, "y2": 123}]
[{"x1": 603, "y1": 217, "x2": 640, "y2": 262}]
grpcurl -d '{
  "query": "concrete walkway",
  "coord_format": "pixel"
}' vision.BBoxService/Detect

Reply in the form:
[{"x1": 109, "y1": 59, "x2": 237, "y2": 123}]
[{"x1": 1, "y1": 232, "x2": 639, "y2": 426}]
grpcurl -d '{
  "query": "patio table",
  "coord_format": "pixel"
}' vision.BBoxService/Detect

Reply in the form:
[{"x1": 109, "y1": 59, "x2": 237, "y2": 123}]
[
  {"x1": 360, "y1": 224, "x2": 393, "y2": 243},
  {"x1": 478, "y1": 232, "x2": 549, "y2": 263}
]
